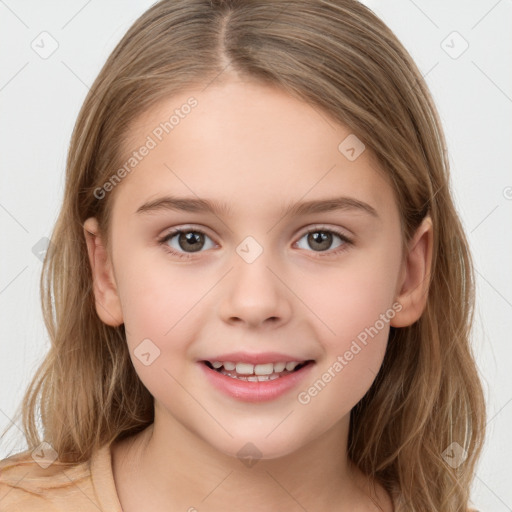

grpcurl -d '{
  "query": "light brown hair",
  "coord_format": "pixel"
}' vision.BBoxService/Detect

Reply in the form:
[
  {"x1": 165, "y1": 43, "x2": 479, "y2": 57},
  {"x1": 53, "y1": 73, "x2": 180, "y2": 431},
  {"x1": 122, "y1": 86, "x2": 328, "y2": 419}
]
[{"x1": 2, "y1": 1, "x2": 486, "y2": 510}]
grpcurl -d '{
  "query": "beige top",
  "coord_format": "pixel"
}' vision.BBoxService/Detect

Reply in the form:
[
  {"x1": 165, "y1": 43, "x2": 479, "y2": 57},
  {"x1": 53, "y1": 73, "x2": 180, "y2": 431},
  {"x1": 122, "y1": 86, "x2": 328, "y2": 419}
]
[
  {"x1": 0, "y1": 444, "x2": 482, "y2": 511},
  {"x1": 0, "y1": 443, "x2": 122, "y2": 511}
]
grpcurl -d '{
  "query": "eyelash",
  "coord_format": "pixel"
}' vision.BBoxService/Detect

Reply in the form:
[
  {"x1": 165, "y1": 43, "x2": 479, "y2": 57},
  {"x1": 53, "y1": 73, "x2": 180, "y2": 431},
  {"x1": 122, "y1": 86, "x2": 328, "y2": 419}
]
[{"x1": 157, "y1": 225, "x2": 353, "y2": 260}]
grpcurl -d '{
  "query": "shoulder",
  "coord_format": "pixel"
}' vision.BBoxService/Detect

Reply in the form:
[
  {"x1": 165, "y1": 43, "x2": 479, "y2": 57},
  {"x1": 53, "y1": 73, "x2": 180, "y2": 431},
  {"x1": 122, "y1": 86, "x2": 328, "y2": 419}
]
[{"x1": 0, "y1": 447, "x2": 101, "y2": 511}]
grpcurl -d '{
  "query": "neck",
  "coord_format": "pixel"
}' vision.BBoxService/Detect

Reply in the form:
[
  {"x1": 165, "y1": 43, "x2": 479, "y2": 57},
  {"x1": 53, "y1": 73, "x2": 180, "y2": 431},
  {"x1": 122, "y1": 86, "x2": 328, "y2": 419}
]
[{"x1": 112, "y1": 407, "x2": 389, "y2": 512}]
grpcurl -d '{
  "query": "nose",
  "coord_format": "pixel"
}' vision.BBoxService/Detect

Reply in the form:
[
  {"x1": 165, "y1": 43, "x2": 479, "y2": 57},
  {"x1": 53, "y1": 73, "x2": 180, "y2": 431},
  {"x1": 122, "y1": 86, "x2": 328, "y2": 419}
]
[{"x1": 217, "y1": 254, "x2": 293, "y2": 330}]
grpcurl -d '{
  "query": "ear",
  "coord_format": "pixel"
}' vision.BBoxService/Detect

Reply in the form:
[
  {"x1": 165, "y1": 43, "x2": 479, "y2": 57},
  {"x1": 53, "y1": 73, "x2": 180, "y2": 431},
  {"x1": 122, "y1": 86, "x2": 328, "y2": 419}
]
[
  {"x1": 390, "y1": 216, "x2": 433, "y2": 328},
  {"x1": 83, "y1": 217, "x2": 124, "y2": 327}
]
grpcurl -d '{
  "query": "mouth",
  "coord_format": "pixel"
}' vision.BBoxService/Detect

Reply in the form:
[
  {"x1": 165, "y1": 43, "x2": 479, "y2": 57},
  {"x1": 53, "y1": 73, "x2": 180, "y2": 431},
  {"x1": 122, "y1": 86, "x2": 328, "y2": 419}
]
[{"x1": 201, "y1": 359, "x2": 315, "y2": 382}]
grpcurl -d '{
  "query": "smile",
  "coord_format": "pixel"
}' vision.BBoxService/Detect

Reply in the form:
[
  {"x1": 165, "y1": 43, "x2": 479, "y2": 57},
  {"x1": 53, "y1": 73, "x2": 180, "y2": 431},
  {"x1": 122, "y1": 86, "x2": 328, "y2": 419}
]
[
  {"x1": 204, "y1": 360, "x2": 312, "y2": 381},
  {"x1": 199, "y1": 359, "x2": 316, "y2": 402}
]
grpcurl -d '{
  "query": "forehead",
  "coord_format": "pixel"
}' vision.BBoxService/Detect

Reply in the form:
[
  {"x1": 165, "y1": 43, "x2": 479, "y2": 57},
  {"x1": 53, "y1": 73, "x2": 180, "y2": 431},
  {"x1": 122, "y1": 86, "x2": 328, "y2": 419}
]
[{"x1": 112, "y1": 79, "x2": 394, "y2": 220}]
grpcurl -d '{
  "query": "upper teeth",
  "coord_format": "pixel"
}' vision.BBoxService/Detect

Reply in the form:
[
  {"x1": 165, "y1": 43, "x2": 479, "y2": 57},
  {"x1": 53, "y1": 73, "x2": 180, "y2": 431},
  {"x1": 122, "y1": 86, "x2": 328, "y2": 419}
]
[{"x1": 210, "y1": 361, "x2": 302, "y2": 375}]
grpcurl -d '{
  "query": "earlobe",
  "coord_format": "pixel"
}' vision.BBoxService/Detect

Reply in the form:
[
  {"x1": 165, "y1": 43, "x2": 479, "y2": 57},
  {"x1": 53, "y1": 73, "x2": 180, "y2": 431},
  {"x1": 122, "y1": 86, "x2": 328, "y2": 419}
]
[
  {"x1": 390, "y1": 216, "x2": 433, "y2": 328},
  {"x1": 83, "y1": 217, "x2": 124, "y2": 327}
]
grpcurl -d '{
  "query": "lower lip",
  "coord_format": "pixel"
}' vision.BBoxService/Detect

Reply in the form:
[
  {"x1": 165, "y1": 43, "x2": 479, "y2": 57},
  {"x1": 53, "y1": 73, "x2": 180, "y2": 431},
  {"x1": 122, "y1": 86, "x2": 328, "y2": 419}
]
[{"x1": 198, "y1": 361, "x2": 315, "y2": 402}]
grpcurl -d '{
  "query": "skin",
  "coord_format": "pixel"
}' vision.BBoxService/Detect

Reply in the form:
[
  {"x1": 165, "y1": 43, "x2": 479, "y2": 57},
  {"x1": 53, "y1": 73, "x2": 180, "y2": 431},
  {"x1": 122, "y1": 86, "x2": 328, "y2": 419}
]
[{"x1": 84, "y1": 78, "x2": 432, "y2": 512}]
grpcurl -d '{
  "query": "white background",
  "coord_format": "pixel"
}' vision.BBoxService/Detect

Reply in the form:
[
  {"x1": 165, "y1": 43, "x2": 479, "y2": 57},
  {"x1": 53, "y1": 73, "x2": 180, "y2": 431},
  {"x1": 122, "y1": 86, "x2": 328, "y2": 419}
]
[{"x1": 0, "y1": 1, "x2": 511, "y2": 510}]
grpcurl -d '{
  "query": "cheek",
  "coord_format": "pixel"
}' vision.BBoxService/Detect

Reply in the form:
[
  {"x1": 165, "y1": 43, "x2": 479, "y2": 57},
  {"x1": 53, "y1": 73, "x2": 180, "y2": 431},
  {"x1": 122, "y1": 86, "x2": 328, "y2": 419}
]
[
  {"x1": 304, "y1": 243, "x2": 401, "y2": 342},
  {"x1": 118, "y1": 249, "x2": 204, "y2": 325},
  {"x1": 115, "y1": 254, "x2": 209, "y2": 362},
  {"x1": 115, "y1": 259, "x2": 206, "y2": 400},
  {"x1": 295, "y1": 291, "x2": 393, "y2": 424},
  {"x1": 295, "y1": 241, "x2": 401, "y2": 404}
]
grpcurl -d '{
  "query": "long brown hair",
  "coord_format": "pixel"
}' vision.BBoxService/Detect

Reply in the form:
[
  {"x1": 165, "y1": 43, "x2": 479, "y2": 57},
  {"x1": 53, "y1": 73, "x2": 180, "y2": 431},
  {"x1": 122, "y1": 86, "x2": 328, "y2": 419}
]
[{"x1": 1, "y1": 1, "x2": 486, "y2": 510}]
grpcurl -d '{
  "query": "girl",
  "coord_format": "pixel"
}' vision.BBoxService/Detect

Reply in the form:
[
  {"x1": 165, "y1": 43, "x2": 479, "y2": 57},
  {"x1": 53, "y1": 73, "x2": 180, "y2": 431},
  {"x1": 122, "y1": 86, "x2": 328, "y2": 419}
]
[{"x1": 0, "y1": 0, "x2": 486, "y2": 510}]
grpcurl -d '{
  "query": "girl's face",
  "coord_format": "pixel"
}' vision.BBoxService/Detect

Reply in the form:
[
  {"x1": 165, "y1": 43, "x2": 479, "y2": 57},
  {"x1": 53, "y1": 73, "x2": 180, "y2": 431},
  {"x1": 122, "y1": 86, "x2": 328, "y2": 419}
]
[{"x1": 87, "y1": 79, "x2": 422, "y2": 460}]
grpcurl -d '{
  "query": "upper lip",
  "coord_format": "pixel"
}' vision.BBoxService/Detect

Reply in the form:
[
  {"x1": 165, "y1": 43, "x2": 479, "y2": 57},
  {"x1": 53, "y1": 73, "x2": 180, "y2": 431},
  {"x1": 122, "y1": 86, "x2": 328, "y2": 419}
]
[{"x1": 199, "y1": 351, "x2": 314, "y2": 365}]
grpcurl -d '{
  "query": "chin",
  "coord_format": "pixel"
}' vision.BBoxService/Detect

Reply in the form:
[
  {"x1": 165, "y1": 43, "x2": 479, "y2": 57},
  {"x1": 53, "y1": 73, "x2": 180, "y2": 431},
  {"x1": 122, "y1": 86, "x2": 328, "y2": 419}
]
[{"x1": 209, "y1": 432, "x2": 304, "y2": 464}]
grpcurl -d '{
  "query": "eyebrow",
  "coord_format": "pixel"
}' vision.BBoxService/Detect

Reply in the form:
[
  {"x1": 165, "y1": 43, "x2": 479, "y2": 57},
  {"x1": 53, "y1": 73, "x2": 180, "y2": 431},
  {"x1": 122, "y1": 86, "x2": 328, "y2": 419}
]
[{"x1": 135, "y1": 195, "x2": 379, "y2": 219}]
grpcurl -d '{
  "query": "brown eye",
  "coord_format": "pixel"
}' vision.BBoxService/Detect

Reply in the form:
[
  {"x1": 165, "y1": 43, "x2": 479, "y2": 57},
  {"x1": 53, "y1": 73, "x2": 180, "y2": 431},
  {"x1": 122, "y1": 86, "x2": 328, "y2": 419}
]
[
  {"x1": 306, "y1": 231, "x2": 334, "y2": 251},
  {"x1": 175, "y1": 231, "x2": 205, "y2": 252},
  {"x1": 295, "y1": 226, "x2": 352, "y2": 256},
  {"x1": 159, "y1": 227, "x2": 216, "y2": 258}
]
